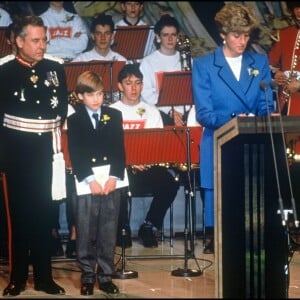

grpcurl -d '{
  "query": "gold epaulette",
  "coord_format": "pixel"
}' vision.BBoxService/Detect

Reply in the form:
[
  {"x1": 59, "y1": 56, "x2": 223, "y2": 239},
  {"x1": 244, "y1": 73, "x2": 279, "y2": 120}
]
[
  {"x1": 44, "y1": 54, "x2": 65, "y2": 64},
  {"x1": 0, "y1": 54, "x2": 15, "y2": 66}
]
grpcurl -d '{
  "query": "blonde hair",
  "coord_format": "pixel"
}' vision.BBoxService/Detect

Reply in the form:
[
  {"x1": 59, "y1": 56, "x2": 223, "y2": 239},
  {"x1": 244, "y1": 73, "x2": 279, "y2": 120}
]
[
  {"x1": 214, "y1": 3, "x2": 259, "y2": 34},
  {"x1": 75, "y1": 71, "x2": 104, "y2": 95}
]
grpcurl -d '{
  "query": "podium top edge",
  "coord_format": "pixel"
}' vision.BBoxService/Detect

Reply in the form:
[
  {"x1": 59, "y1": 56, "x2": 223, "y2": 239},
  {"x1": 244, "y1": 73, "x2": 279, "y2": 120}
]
[{"x1": 214, "y1": 115, "x2": 300, "y2": 140}]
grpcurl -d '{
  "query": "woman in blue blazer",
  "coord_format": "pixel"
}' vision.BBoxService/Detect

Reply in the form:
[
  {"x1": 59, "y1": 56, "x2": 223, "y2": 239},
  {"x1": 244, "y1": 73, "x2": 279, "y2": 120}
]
[{"x1": 192, "y1": 3, "x2": 274, "y2": 254}]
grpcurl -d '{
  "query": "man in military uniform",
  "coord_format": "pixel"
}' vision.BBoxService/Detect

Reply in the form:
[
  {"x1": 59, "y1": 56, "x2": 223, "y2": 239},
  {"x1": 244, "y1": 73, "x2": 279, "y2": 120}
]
[
  {"x1": 0, "y1": 16, "x2": 68, "y2": 296},
  {"x1": 269, "y1": 2, "x2": 300, "y2": 115}
]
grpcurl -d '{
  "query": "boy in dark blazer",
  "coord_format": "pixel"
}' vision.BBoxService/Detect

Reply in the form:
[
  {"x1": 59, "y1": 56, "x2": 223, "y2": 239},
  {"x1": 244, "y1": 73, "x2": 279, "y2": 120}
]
[{"x1": 67, "y1": 70, "x2": 126, "y2": 295}]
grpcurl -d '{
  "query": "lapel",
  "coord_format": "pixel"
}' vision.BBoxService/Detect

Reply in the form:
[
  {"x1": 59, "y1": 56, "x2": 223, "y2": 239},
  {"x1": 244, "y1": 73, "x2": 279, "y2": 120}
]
[
  {"x1": 78, "y1": 104, "x2": 97, "y2": 131},
  {"x1": 214, "y1": 47, "x2": 256, "y2": 111},
  {"x1": 98, "y1": 106, "x2": 109, "y2": 131}
]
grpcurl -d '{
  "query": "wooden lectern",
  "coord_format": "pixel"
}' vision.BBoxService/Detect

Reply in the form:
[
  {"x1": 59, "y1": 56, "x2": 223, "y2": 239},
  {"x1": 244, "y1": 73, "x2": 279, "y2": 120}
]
[{"x1": 214, "y1": 116, "x2": 300, "y2": 298}]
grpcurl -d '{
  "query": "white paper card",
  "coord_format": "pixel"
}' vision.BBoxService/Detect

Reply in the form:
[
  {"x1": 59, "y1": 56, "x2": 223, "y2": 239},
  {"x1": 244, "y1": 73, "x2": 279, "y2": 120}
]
[{"x1": 75, "y1": 165, "x2": 129, "y2": 196}]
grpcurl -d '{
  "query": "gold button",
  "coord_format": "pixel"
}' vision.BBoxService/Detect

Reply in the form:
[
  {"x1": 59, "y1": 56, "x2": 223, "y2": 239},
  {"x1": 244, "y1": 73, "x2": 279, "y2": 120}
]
[
  {"x1": 103, "y1": 156, "x2": 107, "y2": 161},
  {"x1": 92, "y1": 158, "x2": 96, "y2": 162}
]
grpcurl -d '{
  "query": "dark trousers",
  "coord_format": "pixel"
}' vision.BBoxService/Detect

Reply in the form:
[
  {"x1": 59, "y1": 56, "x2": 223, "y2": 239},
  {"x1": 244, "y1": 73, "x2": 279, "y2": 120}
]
[
  {"x1": 75, "y1": 190, "x2": 120, "y2": 284},
  {"x1": 5, "y1": 172, "x2": 53, "y2": 285},
  {"x1": 118, "y1": 166, "x2": 180, "y2": 231}
]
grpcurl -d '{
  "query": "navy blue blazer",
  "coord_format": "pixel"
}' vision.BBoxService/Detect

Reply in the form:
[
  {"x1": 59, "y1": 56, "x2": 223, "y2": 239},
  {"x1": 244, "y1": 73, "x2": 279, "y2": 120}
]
[
  {"x1": 67, "y1": 104, "x2": 126, "y2": 182},
  {"x1": 192, "y1": 46, "x2": 274, "y2": 188}
]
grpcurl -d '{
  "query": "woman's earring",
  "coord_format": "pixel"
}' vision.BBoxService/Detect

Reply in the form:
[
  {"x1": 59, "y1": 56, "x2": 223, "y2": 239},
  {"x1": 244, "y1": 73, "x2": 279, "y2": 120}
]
[
  {"x1": 223, "y1": 39, "x2": 226, "y2": 45},
  {"x1": 157, "y1": 38, "x2": 161, "y2": 43}
]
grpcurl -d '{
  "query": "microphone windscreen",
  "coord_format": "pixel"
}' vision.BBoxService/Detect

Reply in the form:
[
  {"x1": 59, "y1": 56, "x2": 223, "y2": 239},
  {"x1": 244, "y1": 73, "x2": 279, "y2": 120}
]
[
  {"x1": 270, "y1": 81, "x2": 278, "y2": 90},
  {"x1": 260, "y1": 80, "x2": 268, "y2": 91}
]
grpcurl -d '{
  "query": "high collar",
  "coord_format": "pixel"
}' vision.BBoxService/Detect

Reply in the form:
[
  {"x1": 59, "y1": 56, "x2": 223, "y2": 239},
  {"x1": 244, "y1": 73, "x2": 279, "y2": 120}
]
[{"x1": 15, "y1": 54, "x2": 37, "y2": 68}]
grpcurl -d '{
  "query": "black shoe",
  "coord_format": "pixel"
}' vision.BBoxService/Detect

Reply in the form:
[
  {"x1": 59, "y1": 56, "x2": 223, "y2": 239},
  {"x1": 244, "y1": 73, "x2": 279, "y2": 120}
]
[
  {"x1": 203, "y1": 239, "x2": 214, "y2": 254},
  {"x1": 80, "y1": 283, "x2": 94, "y2": 296},
  {"x1": 138, "y1": 223, "x2": 158, "y2": 248},
  {"x1": 34, "y1": 280, "x2": 65, "y2": 295},
  {"x1": 116, "y1": 228, "x2": 132, "y2": 248},
  {"x1": 99, "y1": 281, "x2": 119, "y2": 294},
  {"x1": 66, "y1": 240, "x2": 76, "y2": 258},
  {"x1": 3, "y1": 282, "x2": 26, "y2": 296}
]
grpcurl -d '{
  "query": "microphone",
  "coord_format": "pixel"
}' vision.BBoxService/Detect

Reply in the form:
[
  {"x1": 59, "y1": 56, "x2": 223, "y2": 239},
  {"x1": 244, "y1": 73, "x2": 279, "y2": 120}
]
[
  {"x1": 260, "y1": 80, "x2": 268, "y2": 91},
  {"x1": 270, "y1": 80, "x2": 278, "y2": 91}
]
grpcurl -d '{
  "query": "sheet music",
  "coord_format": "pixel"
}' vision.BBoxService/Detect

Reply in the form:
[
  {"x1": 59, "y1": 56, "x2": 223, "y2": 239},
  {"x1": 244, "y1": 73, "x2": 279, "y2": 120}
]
[{"x1": 75, "y1": 165, "x2": 129, "y2": 196}]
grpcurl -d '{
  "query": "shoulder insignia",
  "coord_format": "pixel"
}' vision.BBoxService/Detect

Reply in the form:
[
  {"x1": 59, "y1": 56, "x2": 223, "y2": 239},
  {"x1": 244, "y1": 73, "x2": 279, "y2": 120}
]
[
  {"x1": 0, "y1": 54, "x2": 15, "y2": 66},
  {"x1": 44, "y1": 54, "x2": 65, "y2": 64}
]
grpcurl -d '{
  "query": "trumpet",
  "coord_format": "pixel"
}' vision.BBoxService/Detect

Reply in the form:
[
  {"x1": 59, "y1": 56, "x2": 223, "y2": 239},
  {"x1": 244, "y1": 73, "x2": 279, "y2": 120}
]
[{"x1": 177, "y1": 34, "x2": 192, "y2": 71}]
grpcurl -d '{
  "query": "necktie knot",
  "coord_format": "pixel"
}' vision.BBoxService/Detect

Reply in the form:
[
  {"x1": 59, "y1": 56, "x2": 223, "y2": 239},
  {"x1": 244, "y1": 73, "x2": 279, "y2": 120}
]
[{"x1": 92, "y1": 113, "x2": 99, "y2": 129}]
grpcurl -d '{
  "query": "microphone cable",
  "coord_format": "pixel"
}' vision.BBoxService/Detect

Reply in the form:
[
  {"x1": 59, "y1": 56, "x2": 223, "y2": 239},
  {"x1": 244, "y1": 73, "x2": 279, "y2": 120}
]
[
  {"x1": 260, "y1": 80, "x2": 286, "y2": 226},
  {"x1": 261, "y1": 80, "x2": 292, "y2": 299},
  {"x1": 270, "y1": 81, "x2": 299, "y2": 228}
]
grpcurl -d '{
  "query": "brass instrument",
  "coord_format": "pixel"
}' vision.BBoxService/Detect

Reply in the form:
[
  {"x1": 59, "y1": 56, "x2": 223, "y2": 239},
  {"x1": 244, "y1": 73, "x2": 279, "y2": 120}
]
[
  {"x1": 279, "y1": 70, "x2": 300, "y2": 113},
  {"x1": 177, "y1": 34, "x2": 192, "y2": 71}
]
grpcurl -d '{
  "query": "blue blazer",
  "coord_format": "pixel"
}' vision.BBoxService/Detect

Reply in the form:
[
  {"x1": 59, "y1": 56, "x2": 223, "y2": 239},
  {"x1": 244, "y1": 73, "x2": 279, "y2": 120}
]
[{"x1": 192, "y1": 46, "x2": 274, "y2": 188}]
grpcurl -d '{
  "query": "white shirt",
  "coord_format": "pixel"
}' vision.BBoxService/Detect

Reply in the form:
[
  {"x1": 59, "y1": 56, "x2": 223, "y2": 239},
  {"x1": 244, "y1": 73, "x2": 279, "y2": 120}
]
[
  {"x1": 72, "y1": 48, "x2": 127, "y2": 62},
  {"x1": 225, "y1": 55, "x2": 242, "y2": 81},
  {"x1": 186, "y1": 105, "x2": 201, "y2": 127},
  {"x1": 110, "y1": 100, "x2": 163, "y2": 129},
  {"x1": 40, "y1": 7, "x2": 89, "y2": 60},
  {"x1": 140, "y1": 50, "x2": 186, "y2": 114},
  {"x1": 0, "y1": 8, "x2": 12, "y2": 26}
]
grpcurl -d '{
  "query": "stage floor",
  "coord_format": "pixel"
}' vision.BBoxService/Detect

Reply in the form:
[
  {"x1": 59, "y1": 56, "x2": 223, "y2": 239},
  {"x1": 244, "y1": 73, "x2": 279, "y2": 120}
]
[{"x1": 0, "y1": 236, "x2": 299, "y2": 298}]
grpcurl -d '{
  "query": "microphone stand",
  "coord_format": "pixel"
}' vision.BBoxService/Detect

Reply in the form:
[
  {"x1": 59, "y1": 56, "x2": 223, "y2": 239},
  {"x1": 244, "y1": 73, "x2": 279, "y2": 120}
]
[
  {"x1": 112, "y1": 189, "x2": 138, "y2": 279},
  {"x1": 171, "y1": 127, "x2": 202, "y2": 277},
  {"x1": 261, "y1": 80, "x2": 294, "y2": 298},
  {"x1": 270, "y1": 81, "x2": 299, "y2": 229}
]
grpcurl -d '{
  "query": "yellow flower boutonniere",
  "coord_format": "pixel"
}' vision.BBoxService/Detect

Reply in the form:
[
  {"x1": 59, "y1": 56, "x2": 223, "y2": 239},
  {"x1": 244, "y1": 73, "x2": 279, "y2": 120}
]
[
  {"x1": 247, "y1": 68, "x2": 259, "y2": 77},
  {"x1": 136, "y1": 107, "x2": 146, "y2": 118},
  {"x1": 63, "y1": 14, "x2": 75, "y2": 23},
  {"x1": 101, "y1": 114, "x2": 111, "y2": 124}
]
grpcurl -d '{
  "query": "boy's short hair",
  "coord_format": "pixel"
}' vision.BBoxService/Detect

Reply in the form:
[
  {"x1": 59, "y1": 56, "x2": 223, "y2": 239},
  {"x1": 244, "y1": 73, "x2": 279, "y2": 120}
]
[
  {"x1": 118, "y1": 64, "x2": 143, "y2": 83},
  {"x1": 90, "y1": 13, "x2": 114, "y2": 33},
  {"x1": 75, "y1": 71, "x2": 104, "y2": 94}
]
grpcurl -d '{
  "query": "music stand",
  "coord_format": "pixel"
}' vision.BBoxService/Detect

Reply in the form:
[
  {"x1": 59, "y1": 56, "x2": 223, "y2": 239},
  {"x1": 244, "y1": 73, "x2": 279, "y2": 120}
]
[
  {"x1": 157, "y1": 71, "x2": 193, "y2": 120},
  {"x1": 112, "y1": 25, "x2": 153, "y2": 61},
  {"x1": 156, "y1": 73, "x2": 201, "y2": 276},
  {"x1": 157, "y1": 71, "x2": 193, "y2": 106},
  {"x1": 124, "y1": 126, "x2": 201, "y2": 166},
  {"x1": 64, "y1": 60, "x2": 126, "y2": 103},
  {"x1": 123, "y1": 126, "x2": 202, "y2": 276},
  {"x1": 0, "y1": 27, "x2": 11, "y2": 58}
]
